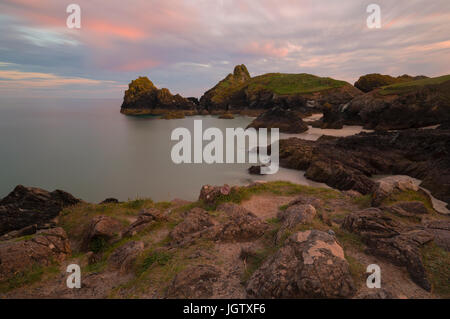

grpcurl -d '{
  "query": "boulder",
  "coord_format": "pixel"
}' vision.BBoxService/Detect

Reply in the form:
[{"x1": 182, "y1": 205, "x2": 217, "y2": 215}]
[
  {"x1": 246, "y1": 107, "x2": 309, "y2": 133},
  {"x1": 246, "y1": 230, "x2": 355, "y2": 298},
  {"x1": 276, "y1": 204, "x2": 317, "y2": 243},
  {"x1": 81, "y1": 215, "x2": 123, "y2": 251},
  {"x1": 169, "y1": 208, "x2": 215, "y2": 245},
  {"x1": 108, "y1": 241, "x2": 145, "y2": 274},
  {"x1": 213, "y1": 203, "x2": 268, "y2": 242},
  {"x1": 0, "y1": 185, "x2": 80, "y2": 236},
  {"x1": 165, "y1": 264, "x2": 221, "y2": 298},
  {"x1": 122, "y1": 208, "x2": 166, "y2": 238},
  {"x1": 0, "y1": 227, "x2": 70, "y2": 282},
  {"x1": 372, "y1": 177, "x2": 420, "y2": 207}
]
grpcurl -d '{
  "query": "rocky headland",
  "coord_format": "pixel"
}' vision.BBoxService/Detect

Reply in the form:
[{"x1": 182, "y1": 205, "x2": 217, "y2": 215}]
[
  {"x1": 120, "y1": 76, "x2": 197, "y2": 115},
  {"x1": 319, "y1": 75, "x2": 450, "y2": 130},
  {"x1": 0, "y1": 180, "x2": 449, "y2": 299}
]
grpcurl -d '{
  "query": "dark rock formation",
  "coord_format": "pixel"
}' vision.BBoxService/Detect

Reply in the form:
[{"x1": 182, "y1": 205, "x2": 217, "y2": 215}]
[
  {"x1": 99, "y1": 198, "x2": 120, "y2": 204},
  {"x1": 323, "y1": 75, "x2": 450, "y2": 130},
  {"x1": 0, "y1": 185, "x2": 80, "y2": 236},
  {"x1": 246, "y1": 230, "x2": 355, "y2": 298},
  {"x1": 278, "y1": 129, "x2": 450, "y2": 207},
  {"x1": 246, "y1": 107, "x2": 309, "y2": 133},
  {"x1": 120, "y1": 76, "x2": 196, "y2": 114},
  {"x1": 354, "y1": 73, "x2": 428, "y2": 93}
]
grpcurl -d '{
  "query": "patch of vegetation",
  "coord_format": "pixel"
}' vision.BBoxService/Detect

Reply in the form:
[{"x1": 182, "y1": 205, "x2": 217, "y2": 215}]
[
  {"x1": 421, "y1": 242, "x2": 450, "y2": 297},
  {"x1": 0, "y1": 263, "x2": 59, "y2": 293},
  {"x1": 352, "y1": 194, "x2": 372, "y2": 208},
  {"x1": 206, "y1": 181, "x2": 341, "y2": 210},
  {"x1": 333, "y1": 227, "x2": 365, "y2": 252},
  {"x1": 381, "y1": 190, "x2": 433, "y2": 211},
  {"x1": 345, "y1": 254, "x2": 366, "y2": 286},
  {"x1": 89, "y1": 236, "x2": 108, "y2": 253},
  {"x1": 379, "y1": 74, "x2": 450, "y2": 95},
  {"x1": 247, "y1": 73, "x2": 349, "y2": 95},
  {"x1": 59, "y1": 198, "x2": 155, "y2": 250},
  {"x1": 136, "y1": 251, "x2": 173, "y2": 276}
]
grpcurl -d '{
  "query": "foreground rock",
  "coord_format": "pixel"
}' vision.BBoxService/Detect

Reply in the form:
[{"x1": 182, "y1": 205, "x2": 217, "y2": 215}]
[
  {"x1": 165, "y1": 264, "x2": 221, "y2": 298},
  {"x1": 342, "y1": 208, "x2": 433, "y2": 291},
  {"x1": 278, "y1": 129, "x2": 450, "y2": 207},
  {"x1": 0, "y1": 185, "x2": 80, "y2": 236},
  {"x1": 122, "y1": 208, "x2": 166, "y2": 238},
  {"x1": 247, "y1": 107, "x2": 309, "y2": 133},
  {"x1": 80, "y1": 215, "x2": 123, "y2": 251},
  {"x1": 120, "y1": 76, "x2": 196, "y2": 115},
  {"x1": 246, "y1": 230, "x2": 355, "y2": 298},
  {"x1": 0, "y1": 227, "x2": 70, "y2": 282},
  {"x1": 108, "y1": 241, "x2": 144, "y2": 274},
  {"x1": 170, "y1": 203, "x2": 268, "y2": 246}
]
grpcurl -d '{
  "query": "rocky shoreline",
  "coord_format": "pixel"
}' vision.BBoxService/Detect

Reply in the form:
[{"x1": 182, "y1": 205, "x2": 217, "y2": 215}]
[{"x1": 0, "y1": 180, "x2": 449, "y2": 299}]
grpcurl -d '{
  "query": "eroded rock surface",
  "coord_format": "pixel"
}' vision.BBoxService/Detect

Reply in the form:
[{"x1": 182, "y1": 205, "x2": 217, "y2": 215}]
[{"x1": 246, "y1": 230, "x2": 355, "y2": 298}]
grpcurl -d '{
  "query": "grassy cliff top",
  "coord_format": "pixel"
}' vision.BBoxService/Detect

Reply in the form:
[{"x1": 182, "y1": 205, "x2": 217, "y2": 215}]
[
  {"x1": 209, "y1": 69, "x2": 350, "y2": 104},
  {"x1": 246, "y1": 73, "x2": 349, "y2": 95},
  {"x1": 379, "y1": 74, "x2": 450, "y2": 95}
]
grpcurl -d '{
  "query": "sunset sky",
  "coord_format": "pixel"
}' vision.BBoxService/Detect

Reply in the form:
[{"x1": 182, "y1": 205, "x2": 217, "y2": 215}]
[{"x1": 0, "y1": 0, "x2": 449, "y2": 98}]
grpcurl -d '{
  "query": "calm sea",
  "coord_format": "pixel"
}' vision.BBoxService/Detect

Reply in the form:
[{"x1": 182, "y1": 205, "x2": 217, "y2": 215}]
[{"x1": 0, "y1": 97, "x2": 330, "y2": 203}]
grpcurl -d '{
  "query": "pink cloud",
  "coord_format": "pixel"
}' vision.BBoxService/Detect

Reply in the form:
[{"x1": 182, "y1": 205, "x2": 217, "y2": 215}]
[{"x1": 244, "y1": 41, "x2": 290, "y2": 58}]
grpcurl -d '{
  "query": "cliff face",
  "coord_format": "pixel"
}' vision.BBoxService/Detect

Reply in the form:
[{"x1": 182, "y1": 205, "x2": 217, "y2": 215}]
[
  {"x1": 199, "y1": 65, "x2": 362, "y2": 113},
  {"x1": 322, "y1": 75, "x2": 450, "y2": 130},
  {"x1": 120, "y1": 76, "x2": 196, "y2": 115}
]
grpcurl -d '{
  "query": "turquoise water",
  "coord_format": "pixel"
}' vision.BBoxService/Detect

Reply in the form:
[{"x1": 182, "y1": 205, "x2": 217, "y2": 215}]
[{"x1": 0, "y1": 98, "x2": 327, "y2": 202}]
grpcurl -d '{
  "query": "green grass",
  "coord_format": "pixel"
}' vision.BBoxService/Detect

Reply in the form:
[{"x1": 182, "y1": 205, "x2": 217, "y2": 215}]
[
  {"x1": 203, "y1": 181, "x2": 341, "y2": 210},
  {"x1": 211, "y1": 72, "x2": 349, "y2": 103},
  {"x1": 421, "y1": 243, "x2": 450, "y2": 297},
  {"x1": 247, "y1": 73, "x2": 349, "y2": 95},
  {"x1": 352, "y1": 194, "x2": 372, "y2": 208},
  {"x1": 0, "y1": 263, "x2": 59, "y2": 293},
  {"x1": 136, "y1": 251, "x2": 173, "y2": 276},
  {"x1": 379, "y1": 74, "x2": 450, "y2": 95},
  {"x1": 381, "y1": 190, "x2": 433, "y2": 211}
]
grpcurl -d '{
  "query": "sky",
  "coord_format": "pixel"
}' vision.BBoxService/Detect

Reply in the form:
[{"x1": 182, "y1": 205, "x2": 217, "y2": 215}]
[{"x1": 0, "y1": 0, "x2": 449, "y2": 98}]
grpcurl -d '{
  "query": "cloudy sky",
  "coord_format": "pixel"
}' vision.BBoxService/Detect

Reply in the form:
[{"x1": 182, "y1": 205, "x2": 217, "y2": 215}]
[{"x1": 0, "y1": 0, "x2": 449, "y2": 98}]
